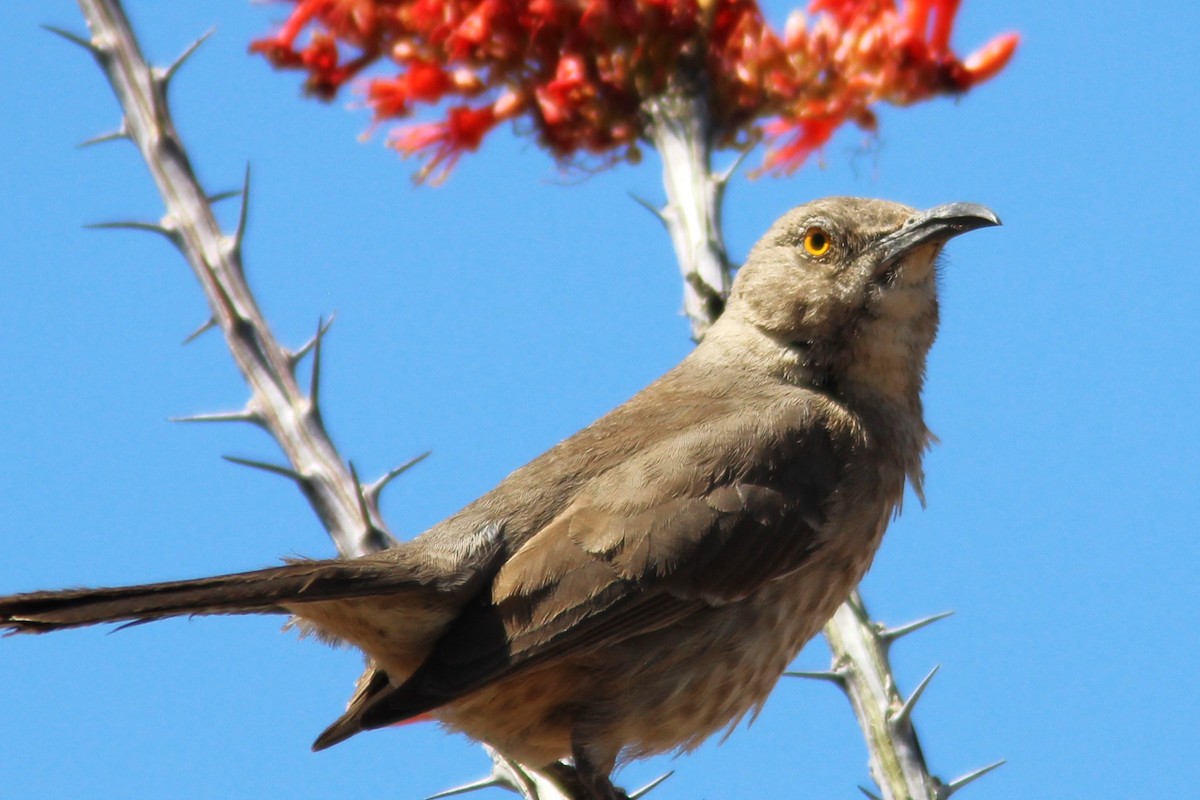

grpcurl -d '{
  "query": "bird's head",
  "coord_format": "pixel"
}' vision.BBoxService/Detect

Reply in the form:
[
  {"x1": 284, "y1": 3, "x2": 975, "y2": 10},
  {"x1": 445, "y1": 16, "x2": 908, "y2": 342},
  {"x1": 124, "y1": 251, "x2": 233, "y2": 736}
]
[{"x1": 719, "y1": 197, "x2": 1000, "y2": 405}]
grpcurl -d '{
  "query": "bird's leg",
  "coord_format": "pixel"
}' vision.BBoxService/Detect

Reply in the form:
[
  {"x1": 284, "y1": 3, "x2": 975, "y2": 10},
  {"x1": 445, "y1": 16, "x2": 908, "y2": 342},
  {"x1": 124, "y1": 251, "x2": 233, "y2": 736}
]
[
  {"x1": 560, "y1": 739, "x2": 626, "y2": 800},
  {"x1": 542, "y1": 760, "x2": 629, "y2": 800},
  {"x1": 540, "y1": 735, "x2": 627, "y2": 800},
  {"x1": 538, "y1": 762, "x2": 598, "y2": 800}
]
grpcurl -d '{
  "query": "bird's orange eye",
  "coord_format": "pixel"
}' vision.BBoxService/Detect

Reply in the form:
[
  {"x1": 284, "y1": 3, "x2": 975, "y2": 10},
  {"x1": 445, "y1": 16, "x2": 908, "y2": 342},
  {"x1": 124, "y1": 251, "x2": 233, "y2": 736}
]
[{"x1": 803, "y1": 227, "x2": 832, "y2": 257}]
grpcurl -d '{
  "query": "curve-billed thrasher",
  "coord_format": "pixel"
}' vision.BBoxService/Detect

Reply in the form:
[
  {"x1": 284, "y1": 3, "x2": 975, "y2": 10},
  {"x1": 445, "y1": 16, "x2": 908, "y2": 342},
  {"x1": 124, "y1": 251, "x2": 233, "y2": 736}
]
[{"x1": 0, "y1": 197, "x2": 998, "y2": 798}]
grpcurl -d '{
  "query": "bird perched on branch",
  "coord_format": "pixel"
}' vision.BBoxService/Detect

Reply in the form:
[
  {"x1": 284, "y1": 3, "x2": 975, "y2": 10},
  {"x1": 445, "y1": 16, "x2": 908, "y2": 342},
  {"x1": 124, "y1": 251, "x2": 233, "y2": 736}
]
[{"x1": 0, "y1": 197, "x2": 998, "y2": 800}]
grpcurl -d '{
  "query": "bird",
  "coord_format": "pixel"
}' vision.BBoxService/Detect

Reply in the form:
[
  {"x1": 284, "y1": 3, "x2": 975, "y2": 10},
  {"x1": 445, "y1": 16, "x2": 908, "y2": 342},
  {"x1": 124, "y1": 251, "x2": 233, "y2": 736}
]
[{"x1": 0, "y1": 197, "x2": 998, "y2": 799}]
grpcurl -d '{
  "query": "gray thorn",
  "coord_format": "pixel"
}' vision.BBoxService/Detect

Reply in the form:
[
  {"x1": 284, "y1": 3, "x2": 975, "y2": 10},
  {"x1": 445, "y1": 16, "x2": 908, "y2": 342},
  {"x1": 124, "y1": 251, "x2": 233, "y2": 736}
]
[
  {"x1": 78, "y1": 124, "x2": 129, "y2": 149},
  {"x1": 890, "y1": 664, "x2": 940, "y2": 728},
  {"x1": 42, "y1": 25, "x2": 99, "y2": 54},
  {"x1": 424, "y1": 775, "x2": 507, "y2": 800},
  {"x1": 784, "y1": 669, "x2": 847, "y2": 687},
  {"x1": 86, "y1": 220, "x2": 174, "y2": 239},
  {"x1": 364, "y1": 451, "x2": 431, "y2": 506},
  {"x1": 943, "y1": 759, "x2": 1006, "y2": 797},
  {"x1": 182, "y1": 317, "x2": 217, "y2": 345},
  {"x1": 628, "y1": 192, "x2": 667, "y2": 226},
  {"x1": 290, "y1": 314, "x2": 335, "y2": 369},
  {"x1": 857, "y1": 786, "x2": 884, "y2": 800},
  {"x1": 715, "y1": 145, "x2": 752, "y2": 188},
  {"x1": 170, "y1": 409, "x2": 261, "y2": 426},
  {"x1": 233, "y1": 164, "x2": 251, "y2": 256},
  {"x1": 629, "y1": 770, "x2": 674, "y2": 799},
  {"x1": 879, "y1": 610, "x2": 954, "y2": 644},
  {"x1": 308, "y1": 315, "x2": 326, "y2": 412},
  {"x1": 207, "y1": 189, "x2": 241, "y2": 204},
  {"x1": 222, "y1": 455, "x2": 303, "y2": 483},
  {"x1": 159, "y1": 28, "x2": 214, "y2": 87}
]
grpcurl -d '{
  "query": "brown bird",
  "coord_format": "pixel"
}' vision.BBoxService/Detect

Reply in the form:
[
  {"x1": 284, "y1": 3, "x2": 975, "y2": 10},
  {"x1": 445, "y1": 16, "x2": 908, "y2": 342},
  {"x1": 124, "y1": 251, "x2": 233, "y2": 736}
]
[{"x1": 0, "y1": 197, "x2": 998, "y2": 799}]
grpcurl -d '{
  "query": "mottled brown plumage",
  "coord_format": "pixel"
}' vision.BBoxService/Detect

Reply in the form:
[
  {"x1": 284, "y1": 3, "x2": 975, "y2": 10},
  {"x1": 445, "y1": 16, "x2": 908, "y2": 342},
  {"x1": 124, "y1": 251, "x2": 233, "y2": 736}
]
[{"x1": 0, "y1": 197, "x2": 998, "y2": 799}]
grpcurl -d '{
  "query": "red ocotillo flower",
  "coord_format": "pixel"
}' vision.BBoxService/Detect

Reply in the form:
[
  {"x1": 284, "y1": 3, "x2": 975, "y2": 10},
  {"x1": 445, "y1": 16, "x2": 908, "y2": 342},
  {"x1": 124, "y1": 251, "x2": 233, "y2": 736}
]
[{"x1": 252, "y1": 0, "x2": 1018, "y2": 182}]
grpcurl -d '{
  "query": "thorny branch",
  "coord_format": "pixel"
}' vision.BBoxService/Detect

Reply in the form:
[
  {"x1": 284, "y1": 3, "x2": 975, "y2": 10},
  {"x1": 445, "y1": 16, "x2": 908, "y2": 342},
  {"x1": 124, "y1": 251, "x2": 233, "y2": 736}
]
[
  {"x1": 643, "y1": 79, "x2": 734, "y2": 342},
  {"x1": 70, "y1": 0, "x2": 396, "y2": 560},
  {"x1": 66, "y1": 1, "x2": 579, "y2": 797}
]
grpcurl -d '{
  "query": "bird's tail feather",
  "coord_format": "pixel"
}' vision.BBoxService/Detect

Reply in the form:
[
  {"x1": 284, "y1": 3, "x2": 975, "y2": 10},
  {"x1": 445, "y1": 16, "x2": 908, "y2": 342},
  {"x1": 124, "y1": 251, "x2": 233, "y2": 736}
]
[{"x1": 0, "y1": 557, "x2": 430, "y2": 635}]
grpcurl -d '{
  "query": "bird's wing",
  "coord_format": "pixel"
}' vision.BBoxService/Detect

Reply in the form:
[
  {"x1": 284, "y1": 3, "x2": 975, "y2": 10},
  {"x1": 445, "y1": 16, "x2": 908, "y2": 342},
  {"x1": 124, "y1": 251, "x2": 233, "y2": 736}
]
[{"x1": 312, "y1": 398, "x2": 849, "y2": 746}]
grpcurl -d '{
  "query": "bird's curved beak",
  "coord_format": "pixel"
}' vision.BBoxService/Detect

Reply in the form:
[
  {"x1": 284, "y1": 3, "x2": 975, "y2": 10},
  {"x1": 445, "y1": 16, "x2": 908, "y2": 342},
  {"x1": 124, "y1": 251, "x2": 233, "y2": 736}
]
[{"x1": 874, "y1": 202, "x2": 1001, "y2": 277}]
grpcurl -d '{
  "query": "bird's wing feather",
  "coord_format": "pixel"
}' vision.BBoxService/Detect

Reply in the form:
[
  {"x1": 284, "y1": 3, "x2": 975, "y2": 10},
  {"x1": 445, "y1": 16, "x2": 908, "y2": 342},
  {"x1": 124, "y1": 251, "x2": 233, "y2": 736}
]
[{"x1": 331, "y1": 397, "x2": 848, "y2": 738}]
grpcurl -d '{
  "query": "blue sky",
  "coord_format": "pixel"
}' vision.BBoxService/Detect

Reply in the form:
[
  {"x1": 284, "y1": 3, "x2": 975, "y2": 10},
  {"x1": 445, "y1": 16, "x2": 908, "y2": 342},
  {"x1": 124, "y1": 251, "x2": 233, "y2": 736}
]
[{"x1": 1, "y1": 1, "x2": 1197, "y2": 798}]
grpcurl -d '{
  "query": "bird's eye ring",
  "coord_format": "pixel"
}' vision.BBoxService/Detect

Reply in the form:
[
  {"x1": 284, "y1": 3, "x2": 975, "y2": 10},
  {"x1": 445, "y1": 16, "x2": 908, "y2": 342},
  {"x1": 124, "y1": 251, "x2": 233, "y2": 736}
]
[{"x1": 803, "y1": 227, "x2": 832, "y2": 257}]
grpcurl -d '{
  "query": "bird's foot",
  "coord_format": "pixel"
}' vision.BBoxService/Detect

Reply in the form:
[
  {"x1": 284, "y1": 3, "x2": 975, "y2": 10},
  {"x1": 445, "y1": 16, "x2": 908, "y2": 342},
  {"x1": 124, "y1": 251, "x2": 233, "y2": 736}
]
[{"x1": 543, "y1": 756, "x2": 628, "y2": 800}]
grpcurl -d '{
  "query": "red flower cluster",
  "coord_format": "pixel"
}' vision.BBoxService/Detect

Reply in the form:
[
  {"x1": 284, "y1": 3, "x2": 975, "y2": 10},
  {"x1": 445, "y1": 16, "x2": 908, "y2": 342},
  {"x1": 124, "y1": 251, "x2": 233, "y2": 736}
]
[{"x1": 251, "y1": 0, "x2": 1017, "y2": 181}]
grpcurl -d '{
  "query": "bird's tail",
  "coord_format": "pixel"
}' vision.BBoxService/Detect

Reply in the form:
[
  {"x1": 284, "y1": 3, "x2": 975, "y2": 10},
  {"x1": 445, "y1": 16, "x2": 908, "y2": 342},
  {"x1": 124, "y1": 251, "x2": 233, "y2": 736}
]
[{"x1": 0, "y1": 557, "x2": 435, "y2": 635}]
